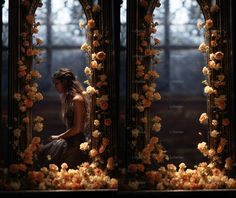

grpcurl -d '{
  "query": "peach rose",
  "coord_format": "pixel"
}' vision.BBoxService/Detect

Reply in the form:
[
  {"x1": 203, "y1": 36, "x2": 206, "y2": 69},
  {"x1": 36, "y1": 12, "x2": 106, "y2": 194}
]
[
  {"x1": 26, "y1": 15, "x2": 34, "y2": 24},
  {"x1": 36, "y1": 38, "x2": 44, "y2": 45},
  {"x1": 96, "y1": 51, "x2": 106, "y2": 61},
  {"x1": 199, "y1": 113, "x2": 208, "y2": 124},
  {"x1": 100, "y1": 101, "x2": 108, "y2": 110},
  {"x1": 205, "y1": 19, "x2": 213, "y2": 29},
  {"x1": 214, "y1": 51, "x2": 224, "y2": 61},
  {"x1": 104, "y1": 118, "x2": 111, "y2": 126},
  {"x1": 128, "y1": 164, "x2": 137, "y2": 174},
  {"x1": 102, "y1": 137, "x2": 109, "y2": 146},
  {"x1": 198, "y1": 43, "x2": 209, "y2": 53},
  {"x1": 87, "y1": 19, "x2": 95, "y2": 30},
  {"x1": 24, "y1": 99, "x2": 33, "y2": 108},
  {"x1": 222, "y1": 118, "x2": 230, "y2": 126},
  {"x1": 89, "y1": 149, "x2": 98, "y2": 158}
]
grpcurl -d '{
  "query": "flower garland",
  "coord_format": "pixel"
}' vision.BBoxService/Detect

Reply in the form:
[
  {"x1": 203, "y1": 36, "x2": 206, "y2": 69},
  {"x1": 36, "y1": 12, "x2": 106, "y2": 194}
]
[
  {"x1": 12, "y1": 0, "x2": 44, "y2": 157},
  {"x1": 197, "y1": 3, "x2": 232, "y2": 168},
  {"x1": 120, "y1": 0, "x2": 169, "y2": 189},
  {"x1": 80, "y1": 3, "x2": 115, "y2": 173},
  {"x1": 129, "y1": 0, "x2": 166, "y2": 161}
]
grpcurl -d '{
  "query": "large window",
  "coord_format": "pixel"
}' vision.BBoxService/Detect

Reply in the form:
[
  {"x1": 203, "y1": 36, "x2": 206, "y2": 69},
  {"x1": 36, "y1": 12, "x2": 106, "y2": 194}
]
[{"x1": 151, "y1": 0, "x2": 207, "y2": 167}]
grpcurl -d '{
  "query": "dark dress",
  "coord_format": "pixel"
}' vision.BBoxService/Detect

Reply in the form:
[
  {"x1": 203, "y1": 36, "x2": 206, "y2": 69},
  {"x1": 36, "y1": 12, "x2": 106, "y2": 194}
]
[{"x1": 37, "y1": 102, "x2": 88, "y2": 169}]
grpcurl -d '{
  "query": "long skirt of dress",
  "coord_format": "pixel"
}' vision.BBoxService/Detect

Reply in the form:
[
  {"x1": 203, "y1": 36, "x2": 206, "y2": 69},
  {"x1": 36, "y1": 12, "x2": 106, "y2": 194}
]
[{"x1": 37, "y1": 133, "x2": 88, "y2": 169}]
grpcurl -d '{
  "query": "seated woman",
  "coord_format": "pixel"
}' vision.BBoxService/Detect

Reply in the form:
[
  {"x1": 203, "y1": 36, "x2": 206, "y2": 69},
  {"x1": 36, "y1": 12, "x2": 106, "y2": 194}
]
[{"x1": 37, "y1": 68, "x2": 90, "y2": 169}]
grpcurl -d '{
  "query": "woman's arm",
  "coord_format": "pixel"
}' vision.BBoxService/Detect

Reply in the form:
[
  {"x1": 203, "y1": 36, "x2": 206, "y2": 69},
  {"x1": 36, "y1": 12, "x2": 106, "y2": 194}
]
[{"x1": 50, "y1": 95, "x2": 86, "y2": 140}]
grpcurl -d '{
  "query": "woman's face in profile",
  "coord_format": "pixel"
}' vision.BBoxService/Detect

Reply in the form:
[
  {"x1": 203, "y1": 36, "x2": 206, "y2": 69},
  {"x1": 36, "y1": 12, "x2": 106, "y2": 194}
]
[{"x1": 54, "y1": 79, "x2": 64, "y2": 93}]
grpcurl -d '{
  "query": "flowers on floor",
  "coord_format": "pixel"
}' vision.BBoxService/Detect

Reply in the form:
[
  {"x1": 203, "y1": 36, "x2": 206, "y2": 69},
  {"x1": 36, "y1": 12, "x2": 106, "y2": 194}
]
[
  {"x1": 122, "y1": 162, "x2": 236, "y2": 190},
  {"x1": 0, "y1": 137, "x2": 118, "y2": 190}
]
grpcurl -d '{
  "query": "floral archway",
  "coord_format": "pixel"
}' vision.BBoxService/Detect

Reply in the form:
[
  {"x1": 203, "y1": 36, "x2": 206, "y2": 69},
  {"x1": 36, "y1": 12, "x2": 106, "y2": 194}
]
[
  {"x1": 120, "y1": 0, "x2": 236, "y2": 190},
  {"x1": 1, "y1": 0, "x2": 118, "y2": 190}
]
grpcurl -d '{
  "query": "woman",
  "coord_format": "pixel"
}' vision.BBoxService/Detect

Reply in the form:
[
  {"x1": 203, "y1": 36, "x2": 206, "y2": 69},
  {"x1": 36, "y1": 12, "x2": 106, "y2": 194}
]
[{"x1": 37, "y1": 68, "x2": 90, "y2": 169}]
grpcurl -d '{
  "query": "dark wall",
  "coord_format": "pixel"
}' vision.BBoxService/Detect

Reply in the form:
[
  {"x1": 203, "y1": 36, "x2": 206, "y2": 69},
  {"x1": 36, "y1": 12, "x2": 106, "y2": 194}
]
[{"x1": 231, "y1": 0, "x2": 236, "y2": 162}]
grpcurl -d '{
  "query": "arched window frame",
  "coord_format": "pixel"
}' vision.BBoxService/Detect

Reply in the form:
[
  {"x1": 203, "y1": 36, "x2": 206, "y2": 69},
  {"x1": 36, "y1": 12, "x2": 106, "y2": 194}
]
[
  {"x1": 6, "y1": 0, "x2": 118, "y2": 167},
  {"x1": 125, "y1": 0, "x2": 234, "y2": 169}
]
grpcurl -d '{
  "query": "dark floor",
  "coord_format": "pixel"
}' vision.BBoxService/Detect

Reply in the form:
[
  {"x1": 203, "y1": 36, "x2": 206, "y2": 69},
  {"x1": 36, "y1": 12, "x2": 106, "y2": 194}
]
[{"x1": 1, "y1": 189, "x2": 236, "y2": 198}]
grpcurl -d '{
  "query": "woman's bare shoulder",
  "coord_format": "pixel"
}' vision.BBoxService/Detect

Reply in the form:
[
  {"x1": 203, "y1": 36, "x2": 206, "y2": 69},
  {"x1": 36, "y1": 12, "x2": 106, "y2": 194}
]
[{"x1": 73, "y1": 94, "x2": 85, "y2": 103}]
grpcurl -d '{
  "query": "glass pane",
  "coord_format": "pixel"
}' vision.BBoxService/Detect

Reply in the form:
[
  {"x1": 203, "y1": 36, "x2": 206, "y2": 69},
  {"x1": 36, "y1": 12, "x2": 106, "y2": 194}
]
[
  {"x1": 169, "y1": 49, "x2": 206, "y2": 96},
  {"x1": 154, "y1": 0, "x2": 204, "y2": 46},
  {"x1": 2, "y1": 0, "x2": 8, "y2": 23},
  {"x1": 51, "y1": 0, "x2": 86, "y2": 25},
  {"x1": 2, "y1": 25, "x2": 8, "y2": 48},
  {"x1": 120, "y1": 24, "x2": 126, "y2": 47},
  {"x1": 51, "y1": 0, "x2": 73, "y2": 24},
  {"x1": 36, "y1": 0, "x2": 87, "y2": 46},
  {"x1": 120, "y1": 0, "x2": 127, "y2": 24},
  {"x1": 52, "y1": 25, "x2": 86, "y2": 45},
  {"x1": 2, "y1": 0, "x2": 8, "y2": 47},
  {"x1": 169, "y1": 0, "x2": 203, "y2": 24},
  {"x1": 170, "y1": 24, "x2": 204, "y2": 45},
  {"x1": 169, "y1": 0, "x2": 204, "y2": 45},
  {"x1": 120, "y1": 0, "x2": 127, "y2": 47}
]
